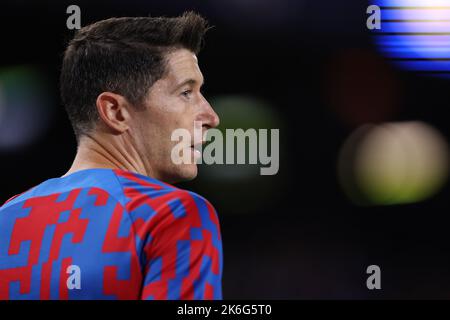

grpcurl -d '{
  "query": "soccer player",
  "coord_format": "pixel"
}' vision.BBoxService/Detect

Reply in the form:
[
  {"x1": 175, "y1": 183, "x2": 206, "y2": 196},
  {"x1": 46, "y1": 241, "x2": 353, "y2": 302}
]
[{"x1": 0, "y1": 12, "x2": 223, "y2": 300}]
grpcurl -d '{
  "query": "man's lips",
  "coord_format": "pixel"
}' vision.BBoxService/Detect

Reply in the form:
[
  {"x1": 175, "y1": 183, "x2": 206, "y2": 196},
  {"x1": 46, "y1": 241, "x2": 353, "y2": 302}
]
[
  {"x1": 191, "y1": 140, "x2": 206, "y2": 150},
  {"x1": 189, "y1": 141, "x2": 204, "y2": 160}
]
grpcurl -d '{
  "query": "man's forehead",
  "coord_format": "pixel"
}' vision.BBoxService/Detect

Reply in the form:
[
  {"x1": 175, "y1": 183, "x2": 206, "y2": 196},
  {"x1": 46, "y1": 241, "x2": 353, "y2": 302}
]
[{"x1": 164, "y1": 49, "x2": 203, "y2": 84}]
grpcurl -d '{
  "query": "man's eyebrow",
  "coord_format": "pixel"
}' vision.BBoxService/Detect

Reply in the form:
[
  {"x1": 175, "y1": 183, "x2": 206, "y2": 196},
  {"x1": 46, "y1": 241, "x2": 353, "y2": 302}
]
[{"x1": 172, "y1": 78, "x2": 205, "y2": 92}]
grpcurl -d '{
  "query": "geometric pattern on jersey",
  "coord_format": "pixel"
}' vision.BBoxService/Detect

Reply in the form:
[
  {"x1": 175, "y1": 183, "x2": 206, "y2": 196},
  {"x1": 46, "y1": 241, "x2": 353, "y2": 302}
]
[{"x1": 0, "y1": 169, "x2": 223, "y2": 300}]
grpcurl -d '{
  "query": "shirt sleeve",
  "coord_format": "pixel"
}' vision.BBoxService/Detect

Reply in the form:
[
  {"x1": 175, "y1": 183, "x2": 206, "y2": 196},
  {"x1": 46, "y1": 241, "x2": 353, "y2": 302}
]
[{"x1": 139, "y1": 191, "x2": 223, "y2": 300}]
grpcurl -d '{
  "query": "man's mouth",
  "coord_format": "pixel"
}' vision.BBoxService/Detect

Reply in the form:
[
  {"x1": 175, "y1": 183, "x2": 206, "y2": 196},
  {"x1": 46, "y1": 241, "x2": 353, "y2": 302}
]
[{"x1": 190, "y1": 142, "x2": 204, "y2": 159}]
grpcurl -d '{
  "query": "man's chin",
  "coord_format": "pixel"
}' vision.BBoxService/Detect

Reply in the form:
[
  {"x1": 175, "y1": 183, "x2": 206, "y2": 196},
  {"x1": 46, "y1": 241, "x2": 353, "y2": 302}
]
[{"x1": 164, "y1": 164, "x2": 198, "y2": 184}]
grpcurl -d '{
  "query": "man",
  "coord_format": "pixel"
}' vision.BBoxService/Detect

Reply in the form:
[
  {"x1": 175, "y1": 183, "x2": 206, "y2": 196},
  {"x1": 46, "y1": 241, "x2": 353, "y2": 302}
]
[{"x1": 0, "y1": 12, "x2": 223, "y2": 300}]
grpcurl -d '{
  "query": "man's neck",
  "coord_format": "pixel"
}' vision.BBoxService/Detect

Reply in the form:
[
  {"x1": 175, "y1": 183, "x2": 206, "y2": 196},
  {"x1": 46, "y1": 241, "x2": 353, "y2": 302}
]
[{"x1": 64, "y1": 133, "x2": 151, "y2": 178}]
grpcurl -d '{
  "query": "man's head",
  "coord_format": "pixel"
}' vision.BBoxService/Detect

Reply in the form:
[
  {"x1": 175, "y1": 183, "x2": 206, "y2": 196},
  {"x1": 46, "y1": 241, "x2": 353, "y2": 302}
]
[{"x1": 60, "y1": 12, "x2": 219, "y2": 183}]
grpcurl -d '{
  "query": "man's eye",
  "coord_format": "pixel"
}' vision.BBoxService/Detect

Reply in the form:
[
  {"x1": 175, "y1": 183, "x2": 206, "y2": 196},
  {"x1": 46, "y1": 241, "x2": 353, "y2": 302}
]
[{"x1": 181, "y1": 90, "x2": 192, "y2": 98}]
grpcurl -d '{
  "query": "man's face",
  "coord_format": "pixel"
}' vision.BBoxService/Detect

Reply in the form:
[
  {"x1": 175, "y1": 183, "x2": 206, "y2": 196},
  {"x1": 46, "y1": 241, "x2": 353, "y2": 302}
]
[{"x1": 129, "y1": 48, "x2": 219, "y2": 183}]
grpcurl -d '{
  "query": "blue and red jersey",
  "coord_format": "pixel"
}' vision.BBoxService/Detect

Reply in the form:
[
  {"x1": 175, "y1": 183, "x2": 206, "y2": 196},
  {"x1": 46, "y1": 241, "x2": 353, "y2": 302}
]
[{"x1": 0, "y1": 168, "x2": 223, "y2": 300}]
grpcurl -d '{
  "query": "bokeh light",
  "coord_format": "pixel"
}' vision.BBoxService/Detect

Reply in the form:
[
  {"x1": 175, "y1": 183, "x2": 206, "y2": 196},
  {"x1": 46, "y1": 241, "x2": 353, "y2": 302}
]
[
  {"x1": 0, "y1": 66, "x2": 54, "y2": 151},
  {"x1": 203, "y1": 95, "x2": 281, "y2": 180},
  {"x1": 338, "y1": 121, "x2": 449, "y2": 205},
  {"x1": 0, "y1": 85, "x2": 4, "y2": 122},
  {"x1": 194, "y1": 95, "x2": 284, "y2": 214},
  {"x1": 372, "y1": 0, "x2": 450, "y2": 77},
  {"x1": 324, "y1": 49, "x2": 402, "y2": 126}
]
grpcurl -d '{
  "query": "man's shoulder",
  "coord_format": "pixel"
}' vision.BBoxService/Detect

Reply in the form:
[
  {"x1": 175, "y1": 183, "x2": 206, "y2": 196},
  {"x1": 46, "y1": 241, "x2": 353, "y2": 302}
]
[
  {"x1": 112, "y1": 169, "x2": 217, "y2": 221},
  {"x1": 1, "y1": 169, "x2": 216, "y2": 220},
  {"x1": 0, "y1": 168, "x2": 124, "y2": 210},
  {"x1": 114, "y1": 169, "x2": 210, "y2": 201}
]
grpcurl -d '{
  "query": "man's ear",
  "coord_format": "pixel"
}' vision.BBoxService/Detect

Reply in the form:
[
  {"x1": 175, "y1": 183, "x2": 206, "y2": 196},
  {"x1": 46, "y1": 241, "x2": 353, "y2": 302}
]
[{"x1": 95, "y1": 92, "x2": 131, "y2": 133}]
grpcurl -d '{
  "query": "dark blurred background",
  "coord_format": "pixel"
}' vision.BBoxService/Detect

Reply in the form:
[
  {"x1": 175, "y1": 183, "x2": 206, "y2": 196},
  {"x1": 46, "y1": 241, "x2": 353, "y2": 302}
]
[{"x1": 0, "y1": 0, "x2": 449, "y2": 299}]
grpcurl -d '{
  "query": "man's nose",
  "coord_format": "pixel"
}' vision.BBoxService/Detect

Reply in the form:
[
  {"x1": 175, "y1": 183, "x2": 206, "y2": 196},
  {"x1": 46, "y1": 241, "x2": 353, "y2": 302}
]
[{"x1": 199, "y1": 96, "x2": 220, "y2": 129}]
